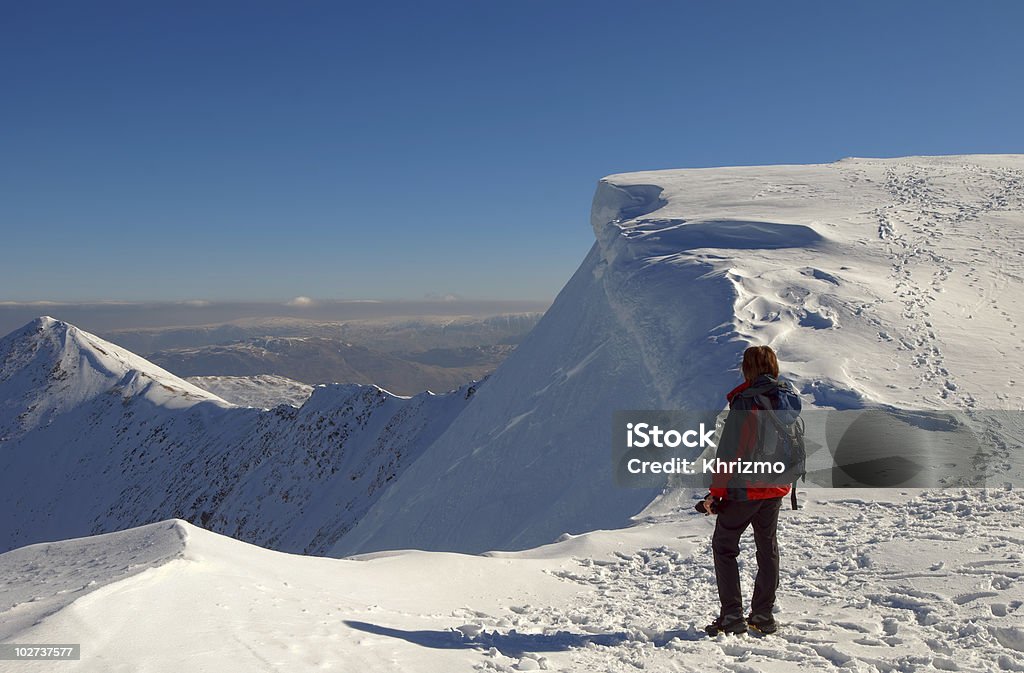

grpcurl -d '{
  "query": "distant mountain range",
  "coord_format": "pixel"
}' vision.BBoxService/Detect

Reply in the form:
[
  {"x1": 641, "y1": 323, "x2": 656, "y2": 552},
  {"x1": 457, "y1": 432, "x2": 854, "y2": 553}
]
[
  {"x1": 148, "y1": 337, "x2": 513, "y2": 396},
  {"x1": 102, "y1": 313, "x2": 543, "y2": 353}
]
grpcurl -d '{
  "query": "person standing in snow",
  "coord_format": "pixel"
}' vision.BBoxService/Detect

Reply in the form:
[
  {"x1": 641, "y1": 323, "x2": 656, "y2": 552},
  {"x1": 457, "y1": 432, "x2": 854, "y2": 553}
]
[{"x1": 699, "y1": 345, "x2": 802, "y2": 636}]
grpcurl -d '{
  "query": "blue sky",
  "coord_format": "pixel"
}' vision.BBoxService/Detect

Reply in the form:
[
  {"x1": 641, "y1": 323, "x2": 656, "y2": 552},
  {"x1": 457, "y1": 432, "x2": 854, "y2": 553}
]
[{"x1": 2, "y1": 1, "x2": 1021, "y2": 302}]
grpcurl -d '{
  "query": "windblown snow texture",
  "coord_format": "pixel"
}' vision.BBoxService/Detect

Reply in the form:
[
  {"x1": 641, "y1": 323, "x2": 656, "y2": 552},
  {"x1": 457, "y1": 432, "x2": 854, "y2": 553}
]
[{"x1": 184, "y1": 374, "x2": 314, "y2": 408}]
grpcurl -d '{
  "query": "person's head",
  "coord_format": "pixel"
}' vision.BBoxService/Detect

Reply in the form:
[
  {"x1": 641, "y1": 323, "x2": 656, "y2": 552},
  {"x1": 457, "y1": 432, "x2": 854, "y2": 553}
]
[{"x1": 741, "y1": 345, "x2": 779, "y2": 383}]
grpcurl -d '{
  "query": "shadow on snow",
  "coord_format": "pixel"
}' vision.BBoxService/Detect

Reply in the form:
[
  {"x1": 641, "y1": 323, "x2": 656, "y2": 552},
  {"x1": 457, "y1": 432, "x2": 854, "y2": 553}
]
[{"x1": 343, "y1": 620, "x2": 700, "y2": 657}]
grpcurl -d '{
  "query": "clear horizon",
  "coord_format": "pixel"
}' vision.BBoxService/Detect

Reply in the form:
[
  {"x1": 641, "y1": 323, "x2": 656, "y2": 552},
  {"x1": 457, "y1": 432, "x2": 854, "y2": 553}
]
[
  {"x1": 0, "y1": 298, "x2": 552, "y2": 336},
  {"x1": 3, "y1": 1, "x2": 1022, "y2": 302}
]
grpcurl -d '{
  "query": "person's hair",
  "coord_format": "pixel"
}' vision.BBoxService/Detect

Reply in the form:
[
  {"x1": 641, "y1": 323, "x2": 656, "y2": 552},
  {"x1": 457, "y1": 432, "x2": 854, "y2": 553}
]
[{"x1": 741, "y1": 345, "x2": 779, "y2": 383}]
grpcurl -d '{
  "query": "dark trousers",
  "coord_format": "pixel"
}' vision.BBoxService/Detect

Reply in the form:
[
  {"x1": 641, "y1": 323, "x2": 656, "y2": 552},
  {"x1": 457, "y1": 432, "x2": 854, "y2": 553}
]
[{"x1": 712, "y1": 496, "x2": 782, "y2": 621}]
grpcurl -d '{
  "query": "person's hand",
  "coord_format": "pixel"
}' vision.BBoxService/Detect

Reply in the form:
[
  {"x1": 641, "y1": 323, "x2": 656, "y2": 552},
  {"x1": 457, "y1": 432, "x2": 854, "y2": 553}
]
[{"x1": 703, "y1": 494, "x2": 716, "y2": 516}]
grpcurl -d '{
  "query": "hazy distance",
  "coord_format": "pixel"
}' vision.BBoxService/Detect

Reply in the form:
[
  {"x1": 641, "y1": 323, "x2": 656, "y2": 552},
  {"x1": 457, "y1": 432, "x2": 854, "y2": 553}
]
[{"x1": 0, "y1": 299, "x2": 551, "y2": 337}]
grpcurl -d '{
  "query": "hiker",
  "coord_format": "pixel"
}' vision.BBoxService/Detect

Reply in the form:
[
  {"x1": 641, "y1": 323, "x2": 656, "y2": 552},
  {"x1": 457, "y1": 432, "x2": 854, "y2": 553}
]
[{"x1": 699, "y1": 345, "x2": 802, "y2": 636}]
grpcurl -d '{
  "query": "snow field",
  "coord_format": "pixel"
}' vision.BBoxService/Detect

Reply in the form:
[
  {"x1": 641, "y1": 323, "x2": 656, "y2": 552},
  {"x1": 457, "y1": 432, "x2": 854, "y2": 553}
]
[
  {"x1": 184, "y1": 375, "x2": 314, "y2": 408},
  {"x1": 2, "y1": 489, "x2": 1022, "y2": 672}
]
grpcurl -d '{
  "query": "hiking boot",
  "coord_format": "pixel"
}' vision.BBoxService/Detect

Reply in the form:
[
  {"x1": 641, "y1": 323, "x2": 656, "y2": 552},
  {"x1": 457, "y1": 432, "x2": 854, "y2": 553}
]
[
  {"x1": 705, "y1": 615, "x2": 747, "y2": 636},
  {"x1": 747, "y1": 613, "x2": 778, "y2": 635}
]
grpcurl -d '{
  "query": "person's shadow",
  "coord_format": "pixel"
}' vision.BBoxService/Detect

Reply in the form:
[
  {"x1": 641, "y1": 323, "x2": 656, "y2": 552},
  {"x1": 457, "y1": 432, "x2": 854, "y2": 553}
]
[{"x1": 343, "y1": 620, "x2": 699, "y2": 658}]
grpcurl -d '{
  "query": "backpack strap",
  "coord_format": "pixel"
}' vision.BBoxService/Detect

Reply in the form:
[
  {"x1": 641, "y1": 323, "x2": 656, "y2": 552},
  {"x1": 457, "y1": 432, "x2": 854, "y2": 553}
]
[
  {"x1": 790, "y1": 482, "x2": 798, "y2": 510},
  {"x1": 754, "y1": 394, "x2": 789, "y2": 433},
  {"x1": 739, "y1": 383, "x2": 778, "y2": 399}
]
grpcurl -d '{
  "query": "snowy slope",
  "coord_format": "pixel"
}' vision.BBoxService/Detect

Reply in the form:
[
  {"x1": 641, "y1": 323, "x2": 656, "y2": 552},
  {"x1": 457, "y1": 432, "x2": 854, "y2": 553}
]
[
  {"x1": 334, "y1": 155, "x2": 1024, "y2": 556},
  {"x1": 2, "y1": 489, "x2": 1022, "y2": 672},
  {"x1": 0, "y1": 319, "x2": 479, "y2": 555},
  {"x1": 591, "y1": 156, "x2": 1024, "y2": 412},
  {"x1": 185, "y1": 374, "x2": 314, "y2": 408},
  {"x1": 0, "y1": 316, "x2": 229, "y2": 442}
]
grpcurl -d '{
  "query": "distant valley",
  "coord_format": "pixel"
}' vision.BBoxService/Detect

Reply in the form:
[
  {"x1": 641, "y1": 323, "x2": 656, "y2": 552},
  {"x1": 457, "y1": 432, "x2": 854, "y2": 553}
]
[{"x1": 151, "y1": 337, "x2": 514, "y2": 397}]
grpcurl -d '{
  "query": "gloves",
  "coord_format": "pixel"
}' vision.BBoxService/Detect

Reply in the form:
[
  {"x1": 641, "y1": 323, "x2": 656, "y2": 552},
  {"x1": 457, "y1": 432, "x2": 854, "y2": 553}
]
[{"x1": 695, "y1": 494, "x2": 722, "y2": 515}]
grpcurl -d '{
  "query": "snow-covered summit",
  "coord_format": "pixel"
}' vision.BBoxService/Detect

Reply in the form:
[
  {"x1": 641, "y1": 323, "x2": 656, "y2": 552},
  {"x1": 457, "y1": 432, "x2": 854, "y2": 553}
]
[
  {"x1": 591, "y1": 154, "x2": 1024, "y2": 410},
  {"x1": 0, "y1": 316, "x2": 228, "y2": 441},
  {"x1": 334, "y1": 155, "x2": 1024, "y2": 556}
]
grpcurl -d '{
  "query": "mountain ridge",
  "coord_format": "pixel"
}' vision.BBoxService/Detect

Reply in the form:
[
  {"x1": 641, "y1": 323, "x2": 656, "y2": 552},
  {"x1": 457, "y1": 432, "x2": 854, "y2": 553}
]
[
  {"x1": 0, "y1": 317, "x2": 480, "y2": 554},
  {"x1": 0, "y1": 316, "x2": 229, "y2": 442}
]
